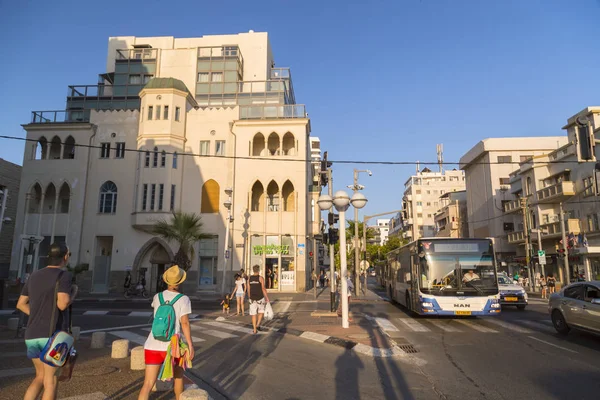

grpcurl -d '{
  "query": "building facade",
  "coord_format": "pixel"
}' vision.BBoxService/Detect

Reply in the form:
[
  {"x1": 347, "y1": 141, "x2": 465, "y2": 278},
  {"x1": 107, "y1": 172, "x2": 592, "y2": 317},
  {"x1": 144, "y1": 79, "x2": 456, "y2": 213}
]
[
  {"x1": 10, "y1": 32, "x2": 319, "y2": 294},
  {"x1": 502, "y1": 107, "x2": 600, "y2": 283},
  {"x1": 459, "y1": 137, "x2": 569, "y2": 270},
  {"x1": 401, "y1": 168, "x2": 466, "y2": 240},
  {"x1": 370, "y1": 219, "x2": 389, "y2": 246},
  {"x1": 0, "y1": 159, "x2": 21, "y2": 277},
  {"x1": 434, "y1": 190, "x2": 468, "y2": 238}
]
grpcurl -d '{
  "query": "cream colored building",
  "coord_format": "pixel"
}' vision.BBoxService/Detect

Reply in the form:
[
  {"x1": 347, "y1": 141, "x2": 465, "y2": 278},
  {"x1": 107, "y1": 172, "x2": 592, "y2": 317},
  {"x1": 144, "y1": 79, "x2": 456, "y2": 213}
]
[
  {"x1": 434, "y1": 190, "x2": 468, "y2": 238},
  {"x1": 401, "y1": 168, "x2": 466, "y2": 240},
  {"x1": 10, "y1": 32, "x2": 319, "y2": 294},
  {"x1": 459, "y1": 137, "x2": 568, "y2": 267},
  {"x1": 502, "y1": 107, "x2": 600, "y2": 283}
]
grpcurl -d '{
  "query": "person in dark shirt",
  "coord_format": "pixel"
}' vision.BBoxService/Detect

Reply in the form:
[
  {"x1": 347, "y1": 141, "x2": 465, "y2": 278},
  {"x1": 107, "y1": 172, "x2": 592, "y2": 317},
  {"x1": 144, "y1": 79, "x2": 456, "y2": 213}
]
[
  {"x1": 17, "y1": 243, "x2": 77, "y2": 400},
  {"x1": 246, "y1": 264, "x2": 270, "y2": 334}
]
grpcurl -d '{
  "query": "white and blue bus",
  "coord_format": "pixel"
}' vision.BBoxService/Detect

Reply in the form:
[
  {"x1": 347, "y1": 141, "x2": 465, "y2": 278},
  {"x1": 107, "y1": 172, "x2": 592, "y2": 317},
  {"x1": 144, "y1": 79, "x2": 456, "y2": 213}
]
[{"x1": 385, "y1": 238, "x2": 501, "y2": 316}]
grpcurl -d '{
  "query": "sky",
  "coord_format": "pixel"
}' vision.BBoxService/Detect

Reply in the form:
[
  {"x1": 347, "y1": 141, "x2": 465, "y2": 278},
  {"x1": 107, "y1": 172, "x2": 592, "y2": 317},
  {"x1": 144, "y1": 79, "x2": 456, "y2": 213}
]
[{"x1": 1, "y1": 0, "x2": 600, "y2": 221}]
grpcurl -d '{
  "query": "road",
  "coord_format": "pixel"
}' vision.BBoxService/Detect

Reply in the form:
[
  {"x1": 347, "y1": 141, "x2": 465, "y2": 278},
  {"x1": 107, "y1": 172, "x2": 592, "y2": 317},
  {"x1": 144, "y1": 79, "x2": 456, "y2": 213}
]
[{"x1": 2, "y1": 278, "x2": 599, "y2": 399}]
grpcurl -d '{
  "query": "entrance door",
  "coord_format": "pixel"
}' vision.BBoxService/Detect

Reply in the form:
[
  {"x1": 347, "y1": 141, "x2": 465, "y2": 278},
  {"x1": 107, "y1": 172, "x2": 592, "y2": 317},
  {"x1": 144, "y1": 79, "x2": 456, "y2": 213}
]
[
  {"x1": 150, "y1": 264, "x2": 166, "y2": 293},
  {"x1": 92, "y1": 255, "x2": 111, "y2": 293},
  {"x1": 265, "y1": 258, "x2": 278, "y2": 290}
]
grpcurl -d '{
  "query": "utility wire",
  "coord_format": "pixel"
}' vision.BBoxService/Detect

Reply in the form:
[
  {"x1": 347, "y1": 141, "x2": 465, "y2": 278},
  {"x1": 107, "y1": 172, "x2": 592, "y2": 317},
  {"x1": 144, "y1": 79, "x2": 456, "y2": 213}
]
[{"x1": 0, "y1": 134, "x2": 592, "y2": 166}]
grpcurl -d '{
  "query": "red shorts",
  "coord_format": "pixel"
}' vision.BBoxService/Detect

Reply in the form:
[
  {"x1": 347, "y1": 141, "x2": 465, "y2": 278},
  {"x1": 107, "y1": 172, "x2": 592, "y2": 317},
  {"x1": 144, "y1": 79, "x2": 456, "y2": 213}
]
[{"x1": 144, "y1": 349, "x2": 181, "y2": 365}]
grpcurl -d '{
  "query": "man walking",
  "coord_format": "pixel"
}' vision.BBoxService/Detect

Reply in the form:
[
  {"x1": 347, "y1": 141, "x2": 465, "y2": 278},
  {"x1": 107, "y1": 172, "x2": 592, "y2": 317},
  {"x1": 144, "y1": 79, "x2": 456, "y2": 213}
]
[
  {"x1": 16, "y1": 243, "x2": 77, "y2": 400},
  {"x1": 246, "y1": 265, "x2": 270, "y2": 334}
]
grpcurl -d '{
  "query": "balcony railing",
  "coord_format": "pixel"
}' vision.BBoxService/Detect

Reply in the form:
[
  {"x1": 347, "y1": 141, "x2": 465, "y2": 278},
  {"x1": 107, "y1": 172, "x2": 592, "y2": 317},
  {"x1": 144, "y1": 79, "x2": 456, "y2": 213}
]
[
  {"x1": 239, "y1": 104, "x2": 307, "y2": 120},
  {"x1": 540, "y1": 219, "x2": 581, "y2": 238},
  {"x1": 116, "y1": 48, "x2": 158, "y2": 61},
  {"x1": 67, "y1": 85, "x2": 142, "y2": 110},
  {"x1": 195, "y1": 79, "x2": 295, "y2": 106},
  {"x1": 537, "y1": 181, "x2": 575, "y2": 203},
  {"x1": 503, "y1": 199, "x2": 521, "y2": 214},
  {"x1": 508, "y1": 230, "x2": 526, "y2": 243},
  {"x1": 31, "y1": 110, "x2": 90, "y2": 124}
]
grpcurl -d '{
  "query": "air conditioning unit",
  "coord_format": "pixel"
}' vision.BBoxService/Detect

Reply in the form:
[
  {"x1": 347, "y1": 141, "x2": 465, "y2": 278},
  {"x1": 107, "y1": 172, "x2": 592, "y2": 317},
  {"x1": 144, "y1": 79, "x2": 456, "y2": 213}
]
[
  {"x1": 451, "y1": 221, "x2": 459, "y2": 230},
  {"x1": 503, "y1": 222, "x2": 514, "y2": 232},
  {"x1": 499, "y1": 185, "x2": 510, "y2": 191}
]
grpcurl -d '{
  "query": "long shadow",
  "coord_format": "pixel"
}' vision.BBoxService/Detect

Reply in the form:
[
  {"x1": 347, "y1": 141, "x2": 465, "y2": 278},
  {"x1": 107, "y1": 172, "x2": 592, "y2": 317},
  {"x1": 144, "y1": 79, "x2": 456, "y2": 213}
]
[{"x1": 334, "y1": 349, "x2": 364, "y2": 400}]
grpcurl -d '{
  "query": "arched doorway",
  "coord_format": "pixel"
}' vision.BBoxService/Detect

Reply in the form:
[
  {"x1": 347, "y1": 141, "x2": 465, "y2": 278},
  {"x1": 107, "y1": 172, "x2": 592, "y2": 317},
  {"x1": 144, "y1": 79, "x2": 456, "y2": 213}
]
[{"x1": 132, "y1": 238, "x2": 174, "y2": 294}]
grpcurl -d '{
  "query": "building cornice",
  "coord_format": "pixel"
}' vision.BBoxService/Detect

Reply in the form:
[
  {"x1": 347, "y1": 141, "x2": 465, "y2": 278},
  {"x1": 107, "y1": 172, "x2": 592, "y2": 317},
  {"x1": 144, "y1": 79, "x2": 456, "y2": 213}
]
[{"x1": 22, "y1": 123, "x2": 94, "y2": 131}]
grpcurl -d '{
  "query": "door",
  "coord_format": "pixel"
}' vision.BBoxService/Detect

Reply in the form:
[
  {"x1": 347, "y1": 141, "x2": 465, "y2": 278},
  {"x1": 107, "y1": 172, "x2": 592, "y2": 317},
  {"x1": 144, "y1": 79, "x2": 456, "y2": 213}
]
[
  {"x1": 561, "y1": 284, "x2": 586, "y2": 327},
  {"x1": 582, "y1": 285, "x2": 600, "y2": 332},
  {"x1": 92, "y1": 255, "x2": 111, "y2": 293}
]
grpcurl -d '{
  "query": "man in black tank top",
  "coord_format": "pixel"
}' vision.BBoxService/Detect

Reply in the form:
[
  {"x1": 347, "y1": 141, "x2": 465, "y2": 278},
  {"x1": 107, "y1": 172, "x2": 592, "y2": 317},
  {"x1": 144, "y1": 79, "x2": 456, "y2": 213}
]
[{"x1": 246, "y1": 265, "x2": 270, "y2": 334}]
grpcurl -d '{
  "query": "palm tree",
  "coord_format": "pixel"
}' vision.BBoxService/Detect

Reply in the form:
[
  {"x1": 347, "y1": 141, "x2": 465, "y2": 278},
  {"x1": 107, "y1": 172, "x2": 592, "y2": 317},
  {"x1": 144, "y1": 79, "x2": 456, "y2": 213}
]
[{"x1": 152, "y1": 211, "x2": 212, "y2": 271}]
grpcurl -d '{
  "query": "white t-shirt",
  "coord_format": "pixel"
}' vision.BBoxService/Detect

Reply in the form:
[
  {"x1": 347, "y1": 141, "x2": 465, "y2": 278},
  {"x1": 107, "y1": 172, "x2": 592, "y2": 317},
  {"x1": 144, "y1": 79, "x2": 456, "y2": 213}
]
[
  {"x1": 144, "y1": 290, "x2": 192, "y2": 351},
  {"x1": 235, "y1": 278, "x2": 246, "y2": 294}
]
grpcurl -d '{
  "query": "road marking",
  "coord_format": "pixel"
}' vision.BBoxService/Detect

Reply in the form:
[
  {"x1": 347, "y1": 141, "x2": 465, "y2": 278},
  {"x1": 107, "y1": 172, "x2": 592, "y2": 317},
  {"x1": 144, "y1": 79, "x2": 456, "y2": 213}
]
[
  {"x1": 191, "y1": 325, "x2": 238, "y2": 339},
  {"x1": 128, "y1": 311, "x2": 153, "y2": 317},
  {"x1": 188, "y1": 314, "x2": 200, "y2": 319},
  {"x1": 141, "y1": 328, "x2": 206, "y2": 342},
  {"x1": 375, "y1": 317, "x2": 399, "y2": 332},
  {"x1": 397, "y1": 318, "x2": 430, "y2": 332},
  {"x1": 83, "y1": 310, "x2": 109, "y2": 316},
  {"x1": 527, "y1": 336, "x2": 578, "y2": 354},
  {"x1": 430, "y1": 320, "x2": 463, "y2": 332},
  {"x1": 80, "y1": 323, "x2": 152, "y2": 334},
  {"x1": 273, "y1": 301, "x2": 291, "y2": 314},
  {"x1": 453, "y1": 319, "x2": 497, "y2": 333},
  {"x1": 483, "y1": 318, "x2": 532, "y2": 333},
  {"x1": 0, "y1": 367, "x2": 34, "y2": 378},
  {"x1": 299, "y1": 331, "x2": 330, "y2": 343},
  {"x1": 198, "y1": 321, "x2": 266, "y2": 335},
  {"x1": 109, "y1": 330, "x2": 148, "y2": 345},
  {"x1": 516, "y1": 320, "x2": 555, "y2": 333}
]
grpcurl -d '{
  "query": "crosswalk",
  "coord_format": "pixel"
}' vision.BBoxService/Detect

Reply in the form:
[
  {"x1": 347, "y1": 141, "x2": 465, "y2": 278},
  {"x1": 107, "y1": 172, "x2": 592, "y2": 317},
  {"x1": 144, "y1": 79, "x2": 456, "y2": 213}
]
[{"x1": 391, "y1": 317, "x2": 554, "y2": 334}]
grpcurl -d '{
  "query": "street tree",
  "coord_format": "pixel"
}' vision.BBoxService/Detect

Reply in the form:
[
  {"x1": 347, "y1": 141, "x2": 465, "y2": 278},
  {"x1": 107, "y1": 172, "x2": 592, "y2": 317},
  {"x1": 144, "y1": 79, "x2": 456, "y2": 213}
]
[{"x1": 152, "y1": 211, "x2": 211, "y2": 271}]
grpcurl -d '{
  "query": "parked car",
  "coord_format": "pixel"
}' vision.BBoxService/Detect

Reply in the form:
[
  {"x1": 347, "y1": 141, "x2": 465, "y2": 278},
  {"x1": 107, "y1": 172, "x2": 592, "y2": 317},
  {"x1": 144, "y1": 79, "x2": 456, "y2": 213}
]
[
  {"x1": 498, "y1": 274, "x2": 528, "y2": 310},
  {"x1": 548, "y1": 281, "x2": 600, "y2": 335}
]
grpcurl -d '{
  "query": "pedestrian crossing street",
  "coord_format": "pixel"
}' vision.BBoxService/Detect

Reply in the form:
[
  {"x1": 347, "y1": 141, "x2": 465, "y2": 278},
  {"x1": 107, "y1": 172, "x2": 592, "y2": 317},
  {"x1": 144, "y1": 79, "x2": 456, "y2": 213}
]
[{"x1": 388, "y1": 317, "x2": 555, "y2": 334}]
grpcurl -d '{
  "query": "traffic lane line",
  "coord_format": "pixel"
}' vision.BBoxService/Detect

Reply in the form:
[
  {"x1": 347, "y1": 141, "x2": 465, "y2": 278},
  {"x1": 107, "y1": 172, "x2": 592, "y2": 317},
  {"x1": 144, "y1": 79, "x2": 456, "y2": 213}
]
[{"x1": 527, "y1": 336, "x2": 579, "y2": 354}]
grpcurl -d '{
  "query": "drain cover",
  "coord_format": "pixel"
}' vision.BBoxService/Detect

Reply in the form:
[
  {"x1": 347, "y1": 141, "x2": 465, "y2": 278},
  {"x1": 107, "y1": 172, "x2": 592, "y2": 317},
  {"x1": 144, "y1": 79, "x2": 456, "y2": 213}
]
[{"x1": 398, "y1": 344, "x2": 419, "y2": 354}]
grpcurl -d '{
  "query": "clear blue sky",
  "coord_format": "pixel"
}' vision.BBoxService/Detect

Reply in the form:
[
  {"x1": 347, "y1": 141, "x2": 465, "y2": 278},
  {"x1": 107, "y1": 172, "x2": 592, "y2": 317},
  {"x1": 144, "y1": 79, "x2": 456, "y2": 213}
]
[{"x1": 1, "y1": 0, "x2": 600, "y2": 220}]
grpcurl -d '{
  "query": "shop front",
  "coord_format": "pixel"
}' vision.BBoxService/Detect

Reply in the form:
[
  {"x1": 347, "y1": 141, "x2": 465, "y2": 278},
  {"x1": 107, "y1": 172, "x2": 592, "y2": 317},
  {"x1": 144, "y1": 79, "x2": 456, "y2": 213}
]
[
  {"x1": 249, "y1": 235, "x2": 296, "y2": 292},
  {"x1": 569, "y1": 246, "x2": 600, "y2": 281}
]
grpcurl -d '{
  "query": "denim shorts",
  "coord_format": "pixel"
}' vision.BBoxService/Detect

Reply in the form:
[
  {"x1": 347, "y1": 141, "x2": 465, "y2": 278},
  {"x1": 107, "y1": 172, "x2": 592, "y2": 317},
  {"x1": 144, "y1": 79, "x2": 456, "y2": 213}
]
[
  {"x1": 236, "y1": 292, "x2": 244, "y2": 298},
  {"x1": 25, "y1": 337, "x2": 49, "y2": 359}
]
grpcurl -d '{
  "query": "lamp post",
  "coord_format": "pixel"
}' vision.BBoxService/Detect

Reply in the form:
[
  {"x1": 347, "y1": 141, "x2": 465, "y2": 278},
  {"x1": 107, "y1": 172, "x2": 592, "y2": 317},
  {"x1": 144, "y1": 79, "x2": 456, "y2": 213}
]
[
  {"x1": 317, "y1": 190, "x2": 367, "y2": 328},
  {"x1": 221, "y1": 188, "x2": 233, "y2": 294},
  {"x1": 350, "y1": 169, "x2": 371, "y2": 295}
]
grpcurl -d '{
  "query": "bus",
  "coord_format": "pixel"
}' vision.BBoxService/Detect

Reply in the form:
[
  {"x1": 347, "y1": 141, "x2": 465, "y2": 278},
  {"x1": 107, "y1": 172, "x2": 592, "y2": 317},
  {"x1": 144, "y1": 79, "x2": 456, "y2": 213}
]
[{"x1": 384, "y1": 238, "x2": 500, "y2": 316}]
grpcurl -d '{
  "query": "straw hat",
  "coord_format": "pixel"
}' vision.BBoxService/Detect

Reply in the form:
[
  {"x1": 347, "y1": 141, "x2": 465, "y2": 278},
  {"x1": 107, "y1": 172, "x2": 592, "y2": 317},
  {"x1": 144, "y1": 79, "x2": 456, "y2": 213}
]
[{"x1": 163, "y1": 265, "x2": 186, "y2": 286}]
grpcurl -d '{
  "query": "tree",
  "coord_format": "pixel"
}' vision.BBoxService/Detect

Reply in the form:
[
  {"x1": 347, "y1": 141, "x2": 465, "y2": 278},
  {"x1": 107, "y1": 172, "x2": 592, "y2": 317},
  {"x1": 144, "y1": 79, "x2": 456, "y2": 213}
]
[
  {"x1": 382, "y1": 236, "x2": 405, "y2": 254},
  {"x1": 152, "y1": 211, "x2": 212, "y2": 271}
]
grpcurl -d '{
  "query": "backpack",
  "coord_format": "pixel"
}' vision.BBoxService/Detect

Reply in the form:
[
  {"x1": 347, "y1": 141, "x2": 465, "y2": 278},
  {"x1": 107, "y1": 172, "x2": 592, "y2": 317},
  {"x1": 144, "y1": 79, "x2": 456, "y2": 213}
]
[{"x1": 151, "y1": 292, "x2": 184, "y2": 342}]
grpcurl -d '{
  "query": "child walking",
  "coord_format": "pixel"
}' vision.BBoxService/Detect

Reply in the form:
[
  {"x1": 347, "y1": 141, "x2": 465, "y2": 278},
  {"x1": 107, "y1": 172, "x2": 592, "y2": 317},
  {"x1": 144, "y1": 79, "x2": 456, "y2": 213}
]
[{"x1": 221, "y1": 294, "x2": 231, "y2": 315}]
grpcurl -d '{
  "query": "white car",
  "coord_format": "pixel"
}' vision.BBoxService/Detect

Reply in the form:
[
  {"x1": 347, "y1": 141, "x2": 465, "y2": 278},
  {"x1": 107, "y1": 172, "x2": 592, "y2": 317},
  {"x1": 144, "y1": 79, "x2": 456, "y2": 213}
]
[{"x1": 498, "y1": 274, "x2": 528, "y2": 310}]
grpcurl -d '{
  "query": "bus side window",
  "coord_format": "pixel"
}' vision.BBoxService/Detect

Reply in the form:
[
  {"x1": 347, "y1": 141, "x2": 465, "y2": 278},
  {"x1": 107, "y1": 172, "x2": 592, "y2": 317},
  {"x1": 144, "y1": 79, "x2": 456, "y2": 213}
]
[{"x1": 405, "y1": 272, "x2": 411, "y2": 283}]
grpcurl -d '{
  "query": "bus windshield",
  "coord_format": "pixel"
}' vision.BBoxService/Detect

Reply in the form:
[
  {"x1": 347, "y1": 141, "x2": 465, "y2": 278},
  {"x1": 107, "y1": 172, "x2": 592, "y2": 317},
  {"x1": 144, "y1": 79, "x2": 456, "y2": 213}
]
[{"x1": 417, "y1": 240, "x2": 498, "y2": 296}]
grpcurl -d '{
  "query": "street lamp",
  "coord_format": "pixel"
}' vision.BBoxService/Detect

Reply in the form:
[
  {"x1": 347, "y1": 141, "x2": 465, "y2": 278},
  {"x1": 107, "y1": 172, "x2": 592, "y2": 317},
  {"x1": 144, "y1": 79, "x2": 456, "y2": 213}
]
[
  {"x1": 317, "y1": 190, "x2": 367, "y2": 328},
  {"x1": 351, "y1": 169, "x2": 371, "y2": 295},
  {"x1": 221, "y1": 187, "x2": 233, "y2": 294}
]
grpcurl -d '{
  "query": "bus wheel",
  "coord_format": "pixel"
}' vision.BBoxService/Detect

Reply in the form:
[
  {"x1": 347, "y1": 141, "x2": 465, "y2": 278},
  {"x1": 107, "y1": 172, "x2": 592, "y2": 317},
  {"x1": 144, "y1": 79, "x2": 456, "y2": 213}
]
[
  {"x1": 388, "y1": 286, "x2": 395, "y2": 303},
  {"x1": 405, "y1": 293, "x2": 412, "y2": 313}
]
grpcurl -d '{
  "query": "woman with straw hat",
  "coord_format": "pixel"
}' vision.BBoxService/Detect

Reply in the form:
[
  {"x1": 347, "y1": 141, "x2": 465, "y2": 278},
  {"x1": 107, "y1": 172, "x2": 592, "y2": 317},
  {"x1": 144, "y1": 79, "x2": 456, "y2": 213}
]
[{"x1": 138, "y1": 265, "x2": 194, "y2": 400}]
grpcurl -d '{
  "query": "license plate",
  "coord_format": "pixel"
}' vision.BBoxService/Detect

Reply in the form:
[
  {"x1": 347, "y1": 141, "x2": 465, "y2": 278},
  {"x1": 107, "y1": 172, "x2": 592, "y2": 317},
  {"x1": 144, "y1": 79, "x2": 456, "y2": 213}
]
[
  {"x1": 505, "y1": 297, "x2": 518, "y2": 301},
  {"x1": 455, "y1": 311, "x2": 471, "y2": 316}
]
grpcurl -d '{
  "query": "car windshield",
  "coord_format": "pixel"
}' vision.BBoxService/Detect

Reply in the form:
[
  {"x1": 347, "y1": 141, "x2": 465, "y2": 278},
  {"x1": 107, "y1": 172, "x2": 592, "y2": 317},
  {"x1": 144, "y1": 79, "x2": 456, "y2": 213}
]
[
  {"x1": 418, "y1": 240, "x2": 498, "y2": 296},
  {"x1": 498, "y1": 275, "x2": 513, "y2": 285}
]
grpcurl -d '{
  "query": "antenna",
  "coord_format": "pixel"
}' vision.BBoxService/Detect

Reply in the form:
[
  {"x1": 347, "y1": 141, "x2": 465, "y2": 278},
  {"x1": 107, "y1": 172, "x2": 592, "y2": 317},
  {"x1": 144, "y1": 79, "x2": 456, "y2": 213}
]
[
  {"x1": 416, "y1": 161, "x2": 420, "y2": 174},
  {"x1": 437, "y1": 144, "x2": 443, "y2": 173}
]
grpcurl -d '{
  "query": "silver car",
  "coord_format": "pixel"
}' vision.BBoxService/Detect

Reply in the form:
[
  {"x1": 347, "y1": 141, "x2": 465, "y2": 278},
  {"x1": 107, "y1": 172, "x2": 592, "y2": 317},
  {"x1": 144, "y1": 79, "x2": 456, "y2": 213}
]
[{"x1": 548, "y1": 281, "x2": 600, "y2": 335}]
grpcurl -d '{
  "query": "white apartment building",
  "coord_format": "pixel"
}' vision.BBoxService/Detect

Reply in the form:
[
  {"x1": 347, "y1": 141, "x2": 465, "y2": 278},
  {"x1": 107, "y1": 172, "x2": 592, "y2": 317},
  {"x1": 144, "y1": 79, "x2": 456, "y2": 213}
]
[
  {"x1": 503, "y1": 107, "x2": 600, "y2": 283},
  {"x1": 402, "y1": 168, "x2": 466, "y2": 240},
  {"x1": 459, "y1": 137, "x2": 568, "y2": 268},
  {"x1": 434, "y1": 190, "x2": 468, "y2": 238},
  {"x1": 10, "y1": 32, "x2": 319, "y2": 294},
  {"x1": 370, "y1": 219, "x2": 389, "y2": 246}
]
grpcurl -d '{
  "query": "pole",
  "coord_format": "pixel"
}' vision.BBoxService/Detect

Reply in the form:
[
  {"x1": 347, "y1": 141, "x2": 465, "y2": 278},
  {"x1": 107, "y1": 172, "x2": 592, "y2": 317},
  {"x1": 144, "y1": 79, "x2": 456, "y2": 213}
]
[
  {"x1": 328, "y1": 169, "x2": 335, "y2": 312},
  {"x1": 559, "y1": 202, "x2": 570, "y2": 287},
  {"x1": 521, "y1": 198, "x2": 533, "y2": 292},
  {"x1": 221, "y1": 206, "x2": 231, "y2": 294},
  {"x1": 536, "y1": 229, "x2": 545, "y2": 278},
  {"x1": 353, "y1": 169, "x2": 360, "y2": 296},
  {"x1": 339, "y1": 208, "x2": 349, "y2": 328},
  {"x1": 0, "y1": 188, "x2": 7, "y2": 234},
  {"x1": 313, "y1": 236, "x2": 317, "y2": 299}
]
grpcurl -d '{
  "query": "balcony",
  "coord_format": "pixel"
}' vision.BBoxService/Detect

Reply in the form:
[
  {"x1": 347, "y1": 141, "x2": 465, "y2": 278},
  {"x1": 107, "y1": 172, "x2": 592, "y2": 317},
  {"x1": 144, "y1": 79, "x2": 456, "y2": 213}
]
[
  {"x1": 239, "y1": 104, "x2": 307, "y2": 120},
  {"x1": 196, "y1": 80, "x2": 295, "y2": 106},
  {"x1": 31, "y1": 110, "x2": 90, "y2": 124},
  {"x1": 116, "y1": 48, "x2": 158, "y2": 61},
  {"x1": 508, "y1": 230, "x2": 526, "y2": 244},
  {"x1": 67, "y1": 85, "x2": 142, "y2": 110},
  {"x1": 536, "y1": 181, "x2": 575, "y2": 203},
  {"x1": 503, "y1": 199, "x2": 521, "y2": 214},
  {"x1": 540, "y1": 219, "x2": 581, "y2": 238}
]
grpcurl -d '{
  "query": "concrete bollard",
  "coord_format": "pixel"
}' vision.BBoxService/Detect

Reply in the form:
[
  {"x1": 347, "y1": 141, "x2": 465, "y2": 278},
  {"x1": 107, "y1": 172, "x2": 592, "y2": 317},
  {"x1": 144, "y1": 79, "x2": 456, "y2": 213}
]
[
  {"x1": 71, "y1": 326, "x2": 81, "y2": 341},
  {"x1": 180, "y1": 388, "x2": 212, "y2": 400},
  {"x1": 111, "y1": 339, "x2": 130, "y2": 359},
  {"x1": 152, "y1": 380, "x2": 172, "y2": 392},
  {"x1": 90, "y1": 332, "x2": 106, "y2": 349},
  {"x1": 7, "y1": 317, "x2": 19, "y2": 331},
  {"x1": 130, "y1": 346, "x2": 145, "y2": 370}
]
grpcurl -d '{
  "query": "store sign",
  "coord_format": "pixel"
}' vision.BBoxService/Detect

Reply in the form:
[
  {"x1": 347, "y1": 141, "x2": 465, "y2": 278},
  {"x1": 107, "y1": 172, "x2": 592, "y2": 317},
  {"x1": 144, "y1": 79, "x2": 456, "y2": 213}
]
[
  {"x1": 281, "y1": 271, "x2": 295, "y2": 285},
  {"x1": 253, "y1": 245, "x2": 290, "y2": 255}
]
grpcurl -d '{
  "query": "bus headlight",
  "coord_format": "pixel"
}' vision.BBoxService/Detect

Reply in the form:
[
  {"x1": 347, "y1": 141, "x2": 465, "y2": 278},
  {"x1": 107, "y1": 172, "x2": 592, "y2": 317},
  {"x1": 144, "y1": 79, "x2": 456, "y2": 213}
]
[
  {"x1": 421, "y1": 302, "x2": 433, "y2": 308},
  {"x1": 491, "y1": 303, "x2": 501, "y2": 309}
]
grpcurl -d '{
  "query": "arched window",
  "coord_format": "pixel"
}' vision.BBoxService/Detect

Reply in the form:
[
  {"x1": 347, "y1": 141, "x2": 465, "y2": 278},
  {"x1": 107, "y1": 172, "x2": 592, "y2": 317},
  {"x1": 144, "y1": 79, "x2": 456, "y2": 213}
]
[
  {"x1": 99, "y1": 181, "x2": 118, "y2": 214},
  {"x1": 161, "y1": 150, "x2": 166, "y2": 167},
  {"x1": 145, "y1": 150, "x2": 150, "y2": 167},
  {"x1": 252, "y1": 133, "x2": 265, "y2": 156},
  {"x1": 172, "y1": 152, "x2": 178, "y2": 169},
  {"x1": 267, "y1": 181, "x2": 279, "y2": 212},
  {"x1": 282, "y1": 180, "x2": 295, "y2": 211},
  {"x1": 28, "y1": 183, "x2": 43, "y2": 213},
  {"x1": 43, "y1": 183, "x2": 56, "y2": 213},
  {"x1": 282, "y1": 132, "x2": 295, "y2": 156},
  {"x1": 59, "y1": 183, "x2": 70, "y2": 213},
  {"x1": 267, "y1": 133, "x2": 280, "y2": 156},
  {"x1": 251, "y1": 181, "x2": 264, "y2": 212},
  {"x1": 153, "y1": 147, "x2": 158, "y2": 167},
  {"x1": 35, "y1": 137, "x2": 47, "y2": 160},
  {"x1": 201, "y1": 180, "x2": 220, "y2": 213},
  {"x1": 63, "y1": 136, "x2": 75, "y2": 159},
  {"x1": 49, "y1": 136, "x2": 62, "y2": 159}
]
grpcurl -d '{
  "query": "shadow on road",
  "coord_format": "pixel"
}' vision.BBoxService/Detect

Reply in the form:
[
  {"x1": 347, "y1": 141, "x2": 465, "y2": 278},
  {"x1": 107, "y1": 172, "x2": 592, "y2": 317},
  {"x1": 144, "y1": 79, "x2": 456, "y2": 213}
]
[{"x1": 334, "y1": 349, "x2": 364, "y2": 400}]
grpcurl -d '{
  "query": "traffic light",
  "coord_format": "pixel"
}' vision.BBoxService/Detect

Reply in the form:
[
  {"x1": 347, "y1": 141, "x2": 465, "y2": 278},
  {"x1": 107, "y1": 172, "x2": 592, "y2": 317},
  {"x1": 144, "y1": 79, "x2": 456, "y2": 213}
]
[
  {"x1": 320, "y1": 151, "x2": 333, "y2": 186},
  {"x1": 323, "y1": 233, "x2": 329, "y2": 245},
  {"x1": 328, "y1": 228, "x2": 339, "y2": 245},
  {"x1": 328, "y1": 212, "x2": 339, "y2": 225},
  {"x1": 576, "y1": 120, "x2": 596, "y2": 162}
]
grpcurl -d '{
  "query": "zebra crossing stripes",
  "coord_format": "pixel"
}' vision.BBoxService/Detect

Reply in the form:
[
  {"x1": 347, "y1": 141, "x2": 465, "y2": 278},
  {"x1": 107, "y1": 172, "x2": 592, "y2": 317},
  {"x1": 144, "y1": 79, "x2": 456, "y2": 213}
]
[
  {"x1": 453, "y1": 319, "x2": 498, "y2": 333},
  {"x1": 484, "y1": 318, "x2": 532, "y2": 333},
  {"x1": 190, "y1": 324, "x2": 238, "y2": 339},
  {"x1": 392, "y1": 317, "x2": 555, "y2": 334},
  {"x1": 199, "y1": 321, "x2": 267, "y2": 335},
  {"x1": 397, "y1": 318, "x2": 431, "y2": 332},
  {"x1": 515, "y1": 320, "x2": 555, "y2": 333},
  {"x1": 110, "y1": 330, "x2": 148, "y2": 345},
  {"x1": 429, "y1": 320, "x2": 463, "y2": 332},
  {"x1": 140, "y1": 328, "x2": 206, "y2": 342}
]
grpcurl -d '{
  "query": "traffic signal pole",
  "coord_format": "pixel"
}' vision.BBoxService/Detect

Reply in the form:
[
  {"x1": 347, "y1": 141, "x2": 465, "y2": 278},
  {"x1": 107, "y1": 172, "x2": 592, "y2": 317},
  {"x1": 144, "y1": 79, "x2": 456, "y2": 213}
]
[
  {"x1": 559, "y1": 202, "x2": 570, "y2": 286},
  {"x1": 328, "y1": 168, "x2": 336, "y2": 312}
]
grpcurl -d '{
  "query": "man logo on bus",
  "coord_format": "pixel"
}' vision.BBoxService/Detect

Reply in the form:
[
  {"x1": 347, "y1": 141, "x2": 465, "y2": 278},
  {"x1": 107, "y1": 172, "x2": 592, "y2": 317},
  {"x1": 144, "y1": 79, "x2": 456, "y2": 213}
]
[
  {"x1": 422, "y1": 242, "x2": 432, "y2": 250},
  {"x1": 454, "y1": 304, "x2": 471, "y2": 308}
]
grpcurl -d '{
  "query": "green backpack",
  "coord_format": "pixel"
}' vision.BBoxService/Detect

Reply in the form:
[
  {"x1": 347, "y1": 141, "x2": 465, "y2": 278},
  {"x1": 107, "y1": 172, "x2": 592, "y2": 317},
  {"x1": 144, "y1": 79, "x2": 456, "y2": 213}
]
[{"x1": 151, "y1": 292, "x2": 183, "y2": 342}]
